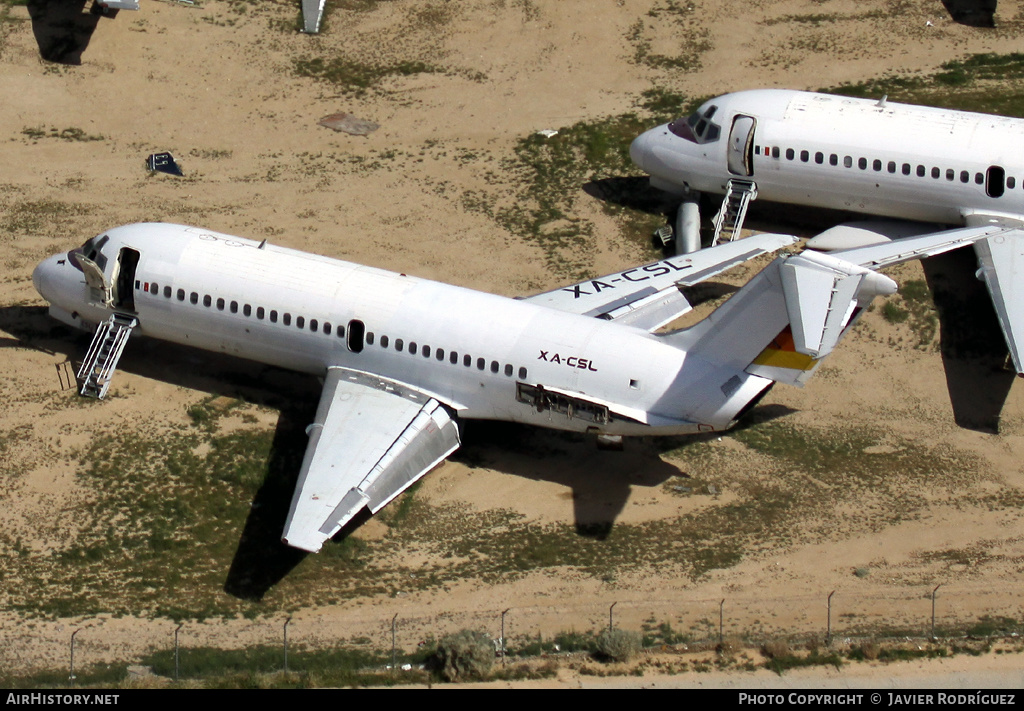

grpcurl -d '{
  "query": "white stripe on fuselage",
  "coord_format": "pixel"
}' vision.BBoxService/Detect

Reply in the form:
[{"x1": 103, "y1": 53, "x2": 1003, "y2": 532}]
[{"x1": 60, "y1": 224, "x2": 746, "y2": 434}]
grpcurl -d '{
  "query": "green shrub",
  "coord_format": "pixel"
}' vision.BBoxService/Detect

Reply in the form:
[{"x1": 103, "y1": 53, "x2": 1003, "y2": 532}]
[
  {"x1": 435, "y1": 630, "x2": 494, "y2": 681},
  {"x1": 596, "y1": 628, "x2": 642, "y2": 662}
]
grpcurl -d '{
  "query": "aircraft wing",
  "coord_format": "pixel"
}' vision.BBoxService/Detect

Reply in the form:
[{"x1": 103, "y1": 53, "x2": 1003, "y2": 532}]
[
  {"x1": 282, "y1": 367, "x2": 461, "y2": 553},
  {"x1": 823, "y1": 224, "x2": 1024, "y2": 374},
  {"x1": 973, "y1": 230, "x2": 1024, "y2": 374},
  {"x1": 828, "y1": 225, "x2": 1006, "y2": 270},
  {"x1": 524, "y1": 233, "x2": 797, "y2": 331}
]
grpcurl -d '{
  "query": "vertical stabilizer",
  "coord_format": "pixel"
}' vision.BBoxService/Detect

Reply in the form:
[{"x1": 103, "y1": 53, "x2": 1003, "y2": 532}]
[{"x1": 677, "y1": 248, "x2": 897, "y2": 388}]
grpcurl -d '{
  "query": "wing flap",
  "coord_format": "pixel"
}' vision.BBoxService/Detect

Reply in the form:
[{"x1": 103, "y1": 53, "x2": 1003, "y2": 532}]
[
  {"x1": 282, "y1": 368, "x2": 460, "y2": 552},
  {"x1": 524, "y1": 233, "x2": 797, "y2": 330}
]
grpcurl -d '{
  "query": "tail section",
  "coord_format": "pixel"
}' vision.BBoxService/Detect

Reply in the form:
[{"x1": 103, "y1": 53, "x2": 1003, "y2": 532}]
[{"x1": 672, "y1": 247, "x2": 897, "y2": 388}]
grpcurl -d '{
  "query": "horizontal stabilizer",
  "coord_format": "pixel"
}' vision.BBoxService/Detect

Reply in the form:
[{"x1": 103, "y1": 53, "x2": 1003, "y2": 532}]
[
  {"x1": 830, "y1": 225, "x2": 1006, "y2": 270},
  {"x1": 780, "y1": 252, "x2": 896, "y2": 358},
  {"x1": 525, "y1": 233, "x2": 796, "y2": 330}
]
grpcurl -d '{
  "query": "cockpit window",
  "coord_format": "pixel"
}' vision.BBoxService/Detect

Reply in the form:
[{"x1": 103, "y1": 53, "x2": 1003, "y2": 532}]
[
  {"x1": 68, "y1": 234, "x2": 109, "y2": 273},
  {"x1": 667, "y1": 104, "x2": 721, "y2": 144}
]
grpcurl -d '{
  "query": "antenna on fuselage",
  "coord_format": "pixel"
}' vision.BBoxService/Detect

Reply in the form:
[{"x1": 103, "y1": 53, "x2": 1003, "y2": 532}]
[
  {"x1": 258, "y1": 239, "x2": 267, "y2": 250},
  {"x1": 876, "y1": 95, "x2": 888, "y2": 109}
]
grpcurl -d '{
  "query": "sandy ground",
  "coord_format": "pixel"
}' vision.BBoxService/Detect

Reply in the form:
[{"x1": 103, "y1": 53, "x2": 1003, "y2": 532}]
[{"x1": 2, "y1": 0, "x2": 1024, "y2": 686}]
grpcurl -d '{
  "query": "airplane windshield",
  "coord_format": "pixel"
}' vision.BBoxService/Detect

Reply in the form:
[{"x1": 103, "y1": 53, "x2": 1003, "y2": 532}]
[
  {"x1": 68, "y1": 234, "x2": 109, "y2": 273},
  {"x1": 668, "y1": 105, "x2": 720, "y2": 144}
]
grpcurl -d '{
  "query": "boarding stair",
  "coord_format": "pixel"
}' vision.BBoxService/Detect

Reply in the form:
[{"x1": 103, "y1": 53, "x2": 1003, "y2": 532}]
[
  {"x1": 711, "y1": 179, "x2": 757, "y2": 246},
  {"x1": 77, "y1": 313, "x2": 137, "y2": 399}
]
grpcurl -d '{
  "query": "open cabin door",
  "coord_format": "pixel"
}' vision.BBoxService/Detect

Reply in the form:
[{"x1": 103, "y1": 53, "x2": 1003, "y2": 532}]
[
  {"x1": 112, "y1": 247, "x2": 139, "y2": 312},
  {"x1": 728, "y1": 115, "x2": 756, "y2": 177}
]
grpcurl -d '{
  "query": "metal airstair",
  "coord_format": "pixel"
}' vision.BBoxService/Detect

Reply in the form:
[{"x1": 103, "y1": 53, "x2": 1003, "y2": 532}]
[
  {"x1": 711, "y1": 179, "x2": 757, "y2": 246},
  {"x1": 77, "y1": 313, "x2": 137, "y2": 399}
]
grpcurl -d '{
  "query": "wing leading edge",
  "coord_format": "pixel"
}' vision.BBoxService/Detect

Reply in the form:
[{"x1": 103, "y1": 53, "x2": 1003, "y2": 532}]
[{"x1": 282, "y1": 367, "x2": 461, "y2": 553}]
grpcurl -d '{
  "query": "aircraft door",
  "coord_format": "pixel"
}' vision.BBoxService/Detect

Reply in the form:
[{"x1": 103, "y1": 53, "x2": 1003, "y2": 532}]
[
  {"x1": 77, "y1": 254, "x2": 114, "y2": 307},
  {"x1": 112, "y1": 247, "x2": 140, "y2": 312},
  {"x1": 727, "y1": 115, "x2": 756, "y2": 176}
]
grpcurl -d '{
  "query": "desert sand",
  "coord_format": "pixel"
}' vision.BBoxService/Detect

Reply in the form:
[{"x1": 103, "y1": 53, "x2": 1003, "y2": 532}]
[{"x1": 1, "y1": 0, "x2": 1023, "y2": 686}]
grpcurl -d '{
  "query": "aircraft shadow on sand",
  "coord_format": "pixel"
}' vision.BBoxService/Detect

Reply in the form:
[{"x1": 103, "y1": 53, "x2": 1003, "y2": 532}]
[
  {"x1": 2, "y1": 304, "x2": 781, "y2": 599},
  {"x1": 26, "y1": 0, "x2": 102, "y2": 65}
]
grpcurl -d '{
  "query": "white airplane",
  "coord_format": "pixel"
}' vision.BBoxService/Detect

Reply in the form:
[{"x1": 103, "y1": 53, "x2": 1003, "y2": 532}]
[
  {"x1": 31, "y1": 222, "x2": 996, "y2": 552},
  {"x1": 629, "y1": 88, "x2": 1024, "y2": 374}
]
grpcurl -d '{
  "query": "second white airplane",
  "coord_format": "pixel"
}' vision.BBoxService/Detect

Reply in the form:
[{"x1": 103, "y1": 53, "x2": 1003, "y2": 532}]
[
  {"x1": 630, "y1": 88, "x2": 1024, "y2": 374},
  {"x1": 32, "y1": 222, "x2": 996, "y2": 552}
]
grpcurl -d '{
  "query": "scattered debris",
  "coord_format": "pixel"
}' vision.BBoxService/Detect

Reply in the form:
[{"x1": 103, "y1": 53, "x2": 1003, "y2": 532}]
[
  {"x1": 146, "y1": 152, "x2": 183, "y2": 177},
  {"x1": 536, "y1": 129, "x2": 559, "y2": 138},
  {"x1": 318, "y1": 113, "x2": 380, "y2": 137}
]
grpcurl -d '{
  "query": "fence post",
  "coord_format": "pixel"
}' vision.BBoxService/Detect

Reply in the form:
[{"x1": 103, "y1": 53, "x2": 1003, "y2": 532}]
[
  {"x1": 931, "y1": 585, "x2": 942, "y2": 641},
  {"x1": 174, "y1": 623, "x2": 183, "y2": 683},
  {"x1": 608, "y1": 602, "x2": 617, "y2": 632},
  {"x1": 501, "y1": 608, "x2": 511, "y2": 665},
  {"x1": 391, "y1": 614, "x2": 398, "y2": 675},
  {"x1": 719, "y1": 599, "x2": 725, "y2": 646},
  {"x1": 283, "y1": 616, "x2": 292, "y2": 674},
  {"x1": 826, "y1": 590, "x2": 836, "y2": 646},
  {"x1": 69, "y1": 628, "x2": 81, "y2": 686}
]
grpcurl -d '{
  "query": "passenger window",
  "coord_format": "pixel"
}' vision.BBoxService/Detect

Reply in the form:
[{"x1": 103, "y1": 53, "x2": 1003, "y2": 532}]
[
  {"x1": 477, "y1": 357, "x2": 485, "y2": 370},
  {"x1": 296, "y1": 316, "x2": 304, "y2": 329},
  {"x1": 367, "y1": 332, "x2": 374, "y2": 345},
  {"x1": 858, "y1": 158, "x2": 867, "y2": 170},
  {"x1": 960, "y1": 171, "x2": 970, "y2": 183},
  {"x1": 976, "y1": 172, "x2": 985, "y2": 185},
  {"x1": 1008, "y1": 177, "x2": 1016, "y2": 190},
  {"x1": 815, "y1": 152, "x2": 824, "y2": 164},
  {"x1": 422, "y1": 345, "x2": 430, "y2": 357},
  {"x1": 785, "y1": 148, "x2": 794, "y2": 160},
  {"x1": 310, "y1": 319, "x2": 318, "y2": 332},
  {"x1": 243, "y1": 304, "x2": 252, "y2": 317},
  {"x1": 380, "y1": 335, "x2": 389, "y2": 348},
  {"x1": 519, "y1": 367, "x2": 527, "y2": 379},
  {"x1": 436, "y1": 349, "x2": 445, "y2": 361},
  {"x1": 450, "y1": 351, "x2": 458, "y2": 364},
  {"x1": 800, "y1": 150, "x2": 809, "y2": 162},
  {"x1": 464, "y1": 354, "x2": 472, "y2": 367},
  {"x1": 916, "y1": 165, "x2": 925, "y2": 177},
  {"x1": 829, "y1": 154, "x2": 838, "y2": 166},
  {"x1": 887, "y1": 161, "x2": 896, "y2": 173},
  {"x1": 216, "y1": 298, "x2": 225, "y2": 311},
  {"x1": 771, "y1": 146, "x2": 780, "y2": 158},
  {"x1": 931, "y1": 167, "x2": 940, "y2": 179},
  {"x1": 163, "y1": 286, "x2": 171, "y2": 298},
  {"x1": 230, "y1": 300, "x2": 238, "y2": 314},
  {"x1": 150, "y1": 283, "x2": 159, "y2": 295},
  {"x1": 177, "y1": 289, "x2": 185, "y2": 301},
  {"x1": 283, "y1": 313, "x2": 291, "y2": 326},
  {"x1": 324, "y1": 322, "x2": 332, "y2": 335},
  {"x1": 396, "y1": 339, "x2": 404, "y2": 352},
  {"x1": 843, "y1": 156, "x2": 852, "y2": 168},
  {"x1": 946, "y1": 169, "x2": 955, "y2": 181},
  {"x1": 191, "y1": 292, "x2": 199, "y2": 304},
  {"x1": 270, "y1": 310, "x2": 278, "y2": 323},
  {"x1": 902, "y1": 164, "x2": 911, "y2": 176},
  {"x1": 257, "y1": 307, "x2": 265, "y2": 319},
  {"x1": 504, "y1": 364, "x2": 513, "y2": 377},
  {"x1": 873, "y1": 159, "x2": 881, "y2": 171},
  {"x1": 203, "y1": 295, "x2": 212, "y2": 307},
  {"x1": 490, "y1": 360, "x2": 499, "y2": 374},
  {"x1": 347, "y1": 319, "x2": 365, "y2": 353},
  {"x1": 409, "y1": 341, "x2": 417, "y2": 353}
]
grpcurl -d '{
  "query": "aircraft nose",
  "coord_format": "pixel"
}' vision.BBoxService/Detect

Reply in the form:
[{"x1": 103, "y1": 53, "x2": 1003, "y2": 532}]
[
  {"x1": 33, "y1": 254, "x2": 64, "y2": 304},
  {"x1": 629, "y1": 130, "x2": 653, "y2": 172}
]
